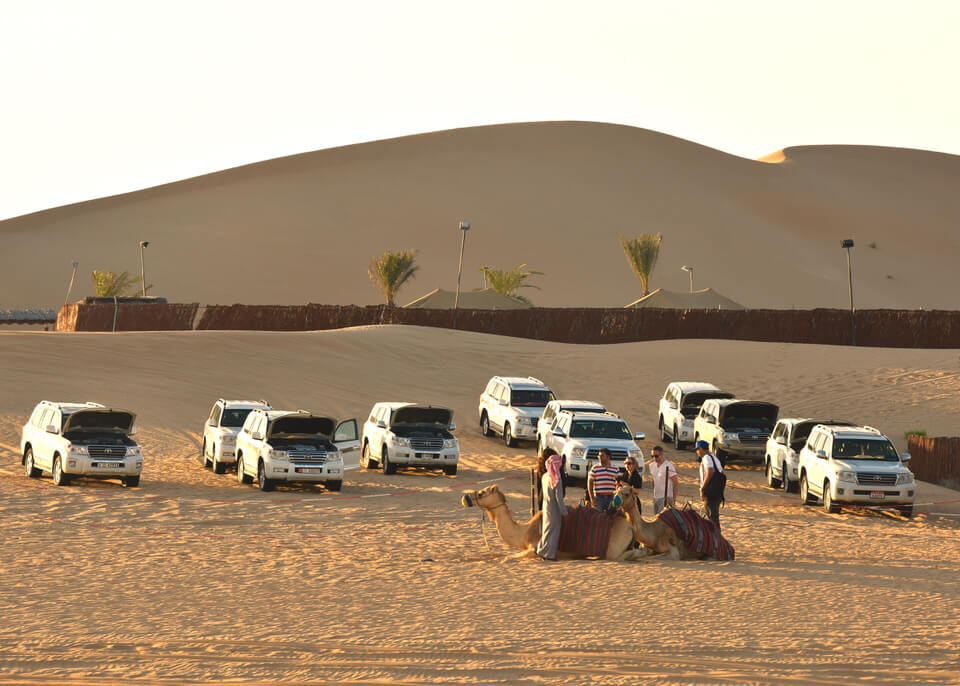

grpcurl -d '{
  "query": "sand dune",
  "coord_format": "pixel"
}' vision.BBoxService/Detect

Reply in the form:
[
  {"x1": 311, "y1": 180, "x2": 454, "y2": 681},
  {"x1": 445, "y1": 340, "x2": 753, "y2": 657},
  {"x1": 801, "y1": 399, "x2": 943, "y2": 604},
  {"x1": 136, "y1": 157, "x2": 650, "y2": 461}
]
[
  {"x1": 1, "y1": 326, "x2": 958, "y2": 683},
  {"x1": 2, "y1": 122, "x2": 959, "y2": 311}
]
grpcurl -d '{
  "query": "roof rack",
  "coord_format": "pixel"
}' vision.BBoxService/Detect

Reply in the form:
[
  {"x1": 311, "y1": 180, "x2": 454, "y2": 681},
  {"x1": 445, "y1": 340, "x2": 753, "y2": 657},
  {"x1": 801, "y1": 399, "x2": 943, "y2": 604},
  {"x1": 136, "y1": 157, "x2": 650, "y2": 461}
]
[{"x1": 526, "y1": 376, "x2": 545, "y2": 385}]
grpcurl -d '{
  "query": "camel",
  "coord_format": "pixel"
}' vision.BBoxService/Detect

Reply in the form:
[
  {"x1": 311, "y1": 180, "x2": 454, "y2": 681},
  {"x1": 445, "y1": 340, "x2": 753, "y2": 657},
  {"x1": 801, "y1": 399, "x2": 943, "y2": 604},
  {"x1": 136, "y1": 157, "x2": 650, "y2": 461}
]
[{"x1": 460, "y1": 485, "x2": 648, "y2": 561}]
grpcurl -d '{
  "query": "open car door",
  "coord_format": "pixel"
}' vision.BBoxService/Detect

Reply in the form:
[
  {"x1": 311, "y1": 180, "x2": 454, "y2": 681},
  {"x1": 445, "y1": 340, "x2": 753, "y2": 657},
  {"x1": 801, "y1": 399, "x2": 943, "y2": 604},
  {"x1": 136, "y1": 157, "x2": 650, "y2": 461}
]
[{"x1": 334, "y1": 418, "x2": 362, "y2": 470}]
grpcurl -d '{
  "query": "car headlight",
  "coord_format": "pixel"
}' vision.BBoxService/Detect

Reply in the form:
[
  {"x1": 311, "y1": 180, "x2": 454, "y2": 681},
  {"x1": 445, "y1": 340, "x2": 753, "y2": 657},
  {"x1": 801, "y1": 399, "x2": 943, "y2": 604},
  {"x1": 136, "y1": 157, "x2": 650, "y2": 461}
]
[
  {"x1": 721, "y1": 432, "x2": 739, "y2": 443},
  {"x1": 628, "y1": 449, "x2": 640, "y2": 458},
  {"x1": 126, "y1": 446, "x2": 141, "y2": 456},
  {"x1": 443, "y1": 439, "x2": 458, "y2": 448},
  {"x1": 391, "y1": 436, "x2": 410, "y2": 447},
  {"x1": 268, "y1": 450, "x2": 288, "y2": 460},
  {"x1": 70, "y1": 445, "x2": 89, "y2": 455},
  {"x1": 838, "y1": 470, "x2": 857, "y2": 482},
  {"x1": 571, "y1": 447, "x2": 586, "y2": 458},
  {"x1": 896, "y1": 472, "x2": 913, "y2": 485}
]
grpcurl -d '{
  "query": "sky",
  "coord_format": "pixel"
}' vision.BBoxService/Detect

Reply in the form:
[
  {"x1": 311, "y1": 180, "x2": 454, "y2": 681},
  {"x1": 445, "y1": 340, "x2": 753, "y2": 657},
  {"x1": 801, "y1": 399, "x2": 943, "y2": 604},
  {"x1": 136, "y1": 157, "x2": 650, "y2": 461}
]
[{"x1": 2, "y1": 0, "x2": 959, "y2": 220}]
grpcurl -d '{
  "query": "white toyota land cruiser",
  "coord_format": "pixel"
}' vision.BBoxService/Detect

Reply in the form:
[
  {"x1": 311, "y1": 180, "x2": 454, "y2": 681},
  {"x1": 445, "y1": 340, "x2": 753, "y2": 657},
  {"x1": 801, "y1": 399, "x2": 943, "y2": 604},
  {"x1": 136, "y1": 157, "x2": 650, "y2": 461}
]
[
  {"x1": 361, "y1": 402, "x2": 459, "y2": 475},
  {"x1": 21, "y1": 401, "x2": 143, "y2": 487},
  {"x1": 537, "y1": 399, "x2": 606, "y2": 453},
  {"x1": 478, "y1": 376, "x2": 555, "y2": 447},
  {"x1": 797, "y1": 424, "x2": 916, "y2": 516},
  {"x1": 235, "y1": 409, "x2": 360, "y2": 492},
  {"x1": 543, "y1": 410, "x2": 644, "y2": 486},
  {"x1": 201, "y1": 398, "x2": 272, "y2": 473},
  {"x1": 764, "y1": 418, "x2": 852, "y2": 493},
  {"x1": 693, "y1": 398, "x2": 778, "y2": 463},
  {"x1": 658, "y1": 382, "x2": 734, "y2": 450}
]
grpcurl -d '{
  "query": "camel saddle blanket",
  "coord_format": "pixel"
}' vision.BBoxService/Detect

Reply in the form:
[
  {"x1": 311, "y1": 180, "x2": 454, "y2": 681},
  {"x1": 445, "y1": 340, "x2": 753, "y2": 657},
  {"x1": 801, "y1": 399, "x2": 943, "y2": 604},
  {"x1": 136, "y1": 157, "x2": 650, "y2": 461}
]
[
  {"x1": 559, "y1": 506, "x2": 616, "y2": 559},
  {"x1": 657, "y1": 508, "x2": 736, "y2": 561}
]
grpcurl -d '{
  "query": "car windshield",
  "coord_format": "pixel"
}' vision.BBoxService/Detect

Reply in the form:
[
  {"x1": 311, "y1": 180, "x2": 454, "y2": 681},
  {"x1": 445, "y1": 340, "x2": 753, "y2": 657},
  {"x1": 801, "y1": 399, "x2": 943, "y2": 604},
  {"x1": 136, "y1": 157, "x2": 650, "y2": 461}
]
[
  {"x1": 570, "y1": 420, "x2": 632, "y2": 439},
  {"x1": 221, "y1": 409, "x2": 254, "y2": 428},
  {"x1": 510, "y1": 390, "x2": 555, "y2": 407},
  {"x1": 832, "y1": 439, "x2": 900, "y2": 461}
]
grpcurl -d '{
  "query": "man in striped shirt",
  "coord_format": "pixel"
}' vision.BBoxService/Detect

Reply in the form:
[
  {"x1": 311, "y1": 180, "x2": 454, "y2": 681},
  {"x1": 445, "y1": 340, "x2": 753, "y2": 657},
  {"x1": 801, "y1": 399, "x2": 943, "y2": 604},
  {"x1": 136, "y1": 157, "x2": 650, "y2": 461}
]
[{"x1": 588, "y1": 448, "x2": 620, "y2": 512}]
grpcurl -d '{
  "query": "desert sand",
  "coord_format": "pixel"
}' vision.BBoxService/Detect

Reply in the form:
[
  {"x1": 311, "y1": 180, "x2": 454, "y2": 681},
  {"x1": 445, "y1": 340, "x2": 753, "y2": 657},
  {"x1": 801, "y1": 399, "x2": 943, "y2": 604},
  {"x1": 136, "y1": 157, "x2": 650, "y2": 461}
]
[
  {"x1": 1, "y1": 325, "x2": 959, "y2": 684},
  {"x1": 3, "y1": 122, "x2": 960, "y2": 311}
]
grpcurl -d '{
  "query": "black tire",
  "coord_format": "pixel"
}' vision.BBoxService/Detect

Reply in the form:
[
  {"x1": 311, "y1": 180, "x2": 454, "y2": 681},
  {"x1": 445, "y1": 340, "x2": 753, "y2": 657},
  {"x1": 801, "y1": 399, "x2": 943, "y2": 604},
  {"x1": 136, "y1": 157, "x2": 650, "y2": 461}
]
[
  {"x1": 382, "y1": 447, "x2": 397, "y2": 475},
  {"x1": 326, "y1": 480, "x2": 342, "y2": 492},
  {"x1": 123, "y1": 475, "x2": 140, "y2": 487},
  {"x1": 24, "y1": 448, "x2": 41, "y2": 478},
  {"x1": 783, "y1": 464, "x2": 798, "y2": 493},
  {"x1": 360, "y1": 442, "x2": 372, "y2": 469},
  {"x1": 900, "y1": 505, "x2": 914, "y2": 518},
  {"x1": 237, "y1": 456, "x2": 253, "y2": 484},
  {"x1": 823, "y1": 483, "x2": 840, "y2": 513},
  {"x1": 503, "y1": 422, "x2": 517, "y2": 448},
  {"x1": 443, "y1": 464, "x2": 458, "y2": 476},
  {"x1": 800, "y1": 475, "x2": 816, "y2": 506},
  {"x1": 212, "y1": 452, "x2": 226, "y2": 474},
  {"x1": 257, "y1": 462, "x2": 276, "y2": 491},
  {"x1": 765, "y1": 459, "x2": 781, "y2": 489},
  {"x1": 480, "y1": 413, "x2": 492, "y2": 437},
  {"x1": 201, "y1": 440, "x2": 211, "y2": 468},
  {"x1": 659, "y1": 417, "x2": 668, "y2": 441},
  {"x1": 674, "y1": 425, "x2": 685, "y2": 451},
  {"x1": 52, "y1": 456, "x2": 71, "y2": 486}
]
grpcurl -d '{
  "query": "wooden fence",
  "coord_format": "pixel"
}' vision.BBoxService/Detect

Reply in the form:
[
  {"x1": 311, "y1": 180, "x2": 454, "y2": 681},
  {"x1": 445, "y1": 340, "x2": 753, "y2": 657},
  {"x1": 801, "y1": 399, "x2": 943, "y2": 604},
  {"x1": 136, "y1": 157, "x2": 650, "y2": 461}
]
[{"x1": 907, "y1": 436, "x2": 960, "y2": 487}]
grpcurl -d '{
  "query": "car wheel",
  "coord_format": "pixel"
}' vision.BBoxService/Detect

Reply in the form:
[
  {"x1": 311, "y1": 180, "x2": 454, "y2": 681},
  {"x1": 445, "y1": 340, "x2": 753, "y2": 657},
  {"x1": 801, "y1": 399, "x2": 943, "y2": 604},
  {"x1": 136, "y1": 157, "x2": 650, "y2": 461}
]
[
  {"x1": 326, "y1": 480, "x2": 342, "y2": 492},
  {"x1": 674, "y1": 425, "x2": 685, "y2": 450},
  {"x1": 659, "y1": 417, "x2": 668, "y2": 441},
  {"x1": 823, "y1": 483, "x2": 840, "y2": 513},
  {"x1": 503, "y1": 423, "x2": 517, "y2": 448},
  {"x1": 201, "y1": 440, "x2": 211, "y2": 468},
  {"x1": 24, "y1": 448, "x2": 41, "y2": 478},
  {"x1": 52, "y1": 456, "x2": 71, "y2": 486},
  {"x1": 800, "y1": 475, "x2": 815, "y2": 506},
  {"x1": 382, "y1": 447, "x2": 397, "y2": 475},
  {"x1": 123, "y1": 475, "x2": 140, "y2": 487},
  {"x1": 237, "y1": 456, "x2": 253, "y2": 484},
  {"x1": 443, "y1": 464, "x2": 458, "y2": 476},
  {"x1": 360, "y1": 442, "x2": 371, "y2": 469},
  {"x1": 212, "y1": 450, "x2": 226, "y2": 474},
  {"x1": 480, "y1": 413, "x2": 492, "y2": 437},
  {"x1": 765, "y1": 459, "x2": 781, "y2": 489},
  {"x1": 782, "y1": 464, "x2": 797, "y2": 493},
  {"x1": 257, "y1": 462, "x2": 275, "y2": 492},
  {"x1": 900, "y1": 505, "x2": 914, "y2": 518}
]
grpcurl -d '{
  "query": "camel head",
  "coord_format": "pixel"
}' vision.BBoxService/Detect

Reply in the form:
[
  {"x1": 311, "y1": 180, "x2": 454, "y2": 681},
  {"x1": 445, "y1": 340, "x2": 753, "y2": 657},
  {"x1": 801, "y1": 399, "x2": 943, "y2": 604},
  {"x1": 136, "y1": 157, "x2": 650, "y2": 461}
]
[
  {"x1": 461, "y1": 484, "x2": 506, "y2": 511},
  {"x1": 612, "y1": 482, "x2": 638, "y2": 513}
]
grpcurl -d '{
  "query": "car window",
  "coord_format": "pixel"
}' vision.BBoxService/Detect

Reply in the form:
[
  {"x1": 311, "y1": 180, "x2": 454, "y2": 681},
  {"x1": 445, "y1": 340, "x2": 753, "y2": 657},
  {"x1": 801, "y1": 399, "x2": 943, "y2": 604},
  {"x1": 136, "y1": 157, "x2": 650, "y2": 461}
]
[
  {"x1": 334, "y1": 419, "x2": 358, "y2": 442},
  {"x1": 542, "y1": 405, "x2": 555, "y2": 423},
  {"x1": 31, "y1": 406, "x2": 45, "y2": 427},
  {"x1": 570, "y1": 420, "x2": 632, "y2": 439},
  {"x1": 212, "y1": 405, "x2": 223, "y2": 425}
]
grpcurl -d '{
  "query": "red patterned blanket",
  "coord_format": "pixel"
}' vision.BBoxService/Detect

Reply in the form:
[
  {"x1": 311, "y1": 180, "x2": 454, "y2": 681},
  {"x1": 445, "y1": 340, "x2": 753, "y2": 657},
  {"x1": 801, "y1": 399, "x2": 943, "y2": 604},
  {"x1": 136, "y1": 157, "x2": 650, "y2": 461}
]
[
  {"x1": 559, "y1": 506, "x2": 616, "y2": 559},
  {"x1": 657, "y1": 507, "x2": 736, "y2": 561}
]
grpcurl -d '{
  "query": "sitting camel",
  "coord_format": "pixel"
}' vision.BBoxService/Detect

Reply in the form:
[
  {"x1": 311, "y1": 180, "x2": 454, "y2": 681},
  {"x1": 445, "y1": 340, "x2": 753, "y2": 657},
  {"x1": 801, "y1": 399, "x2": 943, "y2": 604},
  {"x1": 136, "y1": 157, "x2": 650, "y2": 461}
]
[{"x1": 461, "y1": 485, "x2": 648, "y2": 561}]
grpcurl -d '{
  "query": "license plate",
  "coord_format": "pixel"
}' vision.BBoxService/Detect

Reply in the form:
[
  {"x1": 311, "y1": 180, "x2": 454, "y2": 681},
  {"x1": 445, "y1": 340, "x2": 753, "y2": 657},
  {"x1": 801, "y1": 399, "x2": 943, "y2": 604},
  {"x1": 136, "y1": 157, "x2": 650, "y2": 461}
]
[
  {"x1": 95, "y1": 462, "x2": 121, "y2": 468},
  {"x1": 870, "y1": 491, "x2": 885, "y2": 499},
  {"x1": 297, "y1": 467, "x2": 323, "y2": 474}
]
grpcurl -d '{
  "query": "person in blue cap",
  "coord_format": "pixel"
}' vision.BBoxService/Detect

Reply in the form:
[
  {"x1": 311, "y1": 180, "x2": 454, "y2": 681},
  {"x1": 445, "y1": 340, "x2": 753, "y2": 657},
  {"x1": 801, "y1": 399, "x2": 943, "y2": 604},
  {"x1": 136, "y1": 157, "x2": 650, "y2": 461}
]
[{"x1": 696, "y1": 439, "x2": 725, "y2": 532}]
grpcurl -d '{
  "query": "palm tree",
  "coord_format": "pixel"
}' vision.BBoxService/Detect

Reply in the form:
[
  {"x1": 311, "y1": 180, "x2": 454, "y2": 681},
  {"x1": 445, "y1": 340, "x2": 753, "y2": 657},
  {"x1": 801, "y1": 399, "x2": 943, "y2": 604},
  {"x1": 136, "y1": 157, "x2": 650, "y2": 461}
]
[
  {"x1": 477, "y1": 263, "x2": 543, "y2": 304},
  {"x1": 618, "y1": 232, "x2": 662, "y2": 296},
  {"x1": 91, "y1": 269, "x2": 151, "y2": 297},
  {"x1": 367, "y1": 250, "x2": 419, "y2": 307}
]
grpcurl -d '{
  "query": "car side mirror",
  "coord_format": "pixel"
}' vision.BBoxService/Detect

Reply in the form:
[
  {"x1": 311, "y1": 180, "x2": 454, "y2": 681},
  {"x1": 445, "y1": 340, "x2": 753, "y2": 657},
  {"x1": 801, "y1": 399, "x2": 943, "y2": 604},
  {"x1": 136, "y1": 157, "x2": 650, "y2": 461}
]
[
  {"x1": 449, "y1": 423, "x2": 456, "y2": 431},
  {"x1": 498, "y1": 398, "x2": 508, "y2": 407},
  {"x1": 668, "y1": 401, "x2": 678, "y2": 410},
  {"x1": 775, "y1": 436, "x2": 786, "y2": 445},
  {"x1": 552, "y1": 429, "x2": 564, "y2": 437},
  {"x1": 901, "y1": 452, "x2": 911, "y2": 462},
  {"x1": 816, "y1": 449, "x2": 827, "y2": 459},
  {"x1": 129, "y1": 426, "x2": 137, "y2": 436},
  {"x1": 706, "y1": 416, "x2": 716, "y2": 425},
  {"x1": 207, "y1": 419, "x2": 217, "y2": 427},
  {"x1": 634, "y1": 432, "x2": 646, "y2": 441},
  {"x1": 45, "y1": 424, "x2": 58, "y2": 434},
  {"x1": 376, "y1": 420, "x2": 386, "y2": 429},
  {"x1": 251, "y1": 431, "x2": 264, "y2": 441}
]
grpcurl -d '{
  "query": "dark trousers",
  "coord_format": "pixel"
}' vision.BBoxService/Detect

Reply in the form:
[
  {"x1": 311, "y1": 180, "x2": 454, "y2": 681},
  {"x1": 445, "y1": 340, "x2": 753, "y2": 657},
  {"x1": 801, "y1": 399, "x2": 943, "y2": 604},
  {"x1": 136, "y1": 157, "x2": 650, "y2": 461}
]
[{"x1": 704, "y1": 498, "x2": 722, "y2": 533}]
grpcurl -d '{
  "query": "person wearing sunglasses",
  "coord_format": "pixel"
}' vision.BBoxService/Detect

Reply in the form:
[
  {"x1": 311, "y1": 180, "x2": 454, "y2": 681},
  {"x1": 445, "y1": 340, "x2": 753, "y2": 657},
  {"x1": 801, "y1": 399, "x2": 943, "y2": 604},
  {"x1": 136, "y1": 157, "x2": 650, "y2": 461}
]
[{"x1": 617, "y1": 453, "x2": 645, "y2": 514}]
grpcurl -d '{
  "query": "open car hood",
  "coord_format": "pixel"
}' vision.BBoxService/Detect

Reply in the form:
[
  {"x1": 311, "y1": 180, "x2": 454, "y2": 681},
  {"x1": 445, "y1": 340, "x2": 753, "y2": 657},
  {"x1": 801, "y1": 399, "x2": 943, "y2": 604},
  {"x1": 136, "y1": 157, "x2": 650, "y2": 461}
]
[
  {"x1": 267, "y1": 414, "x2": 336, "y2": 439},
  {"x1": 62, "y1": 409, "x2": 136, "y2": 434},
  {"x1": 683, "y1": 391, "x2": 735, "y2": 408},
  {"x1": 718, "y1": 402, "x2": 778, "y2": 426},
  {"x1": 392, "y1": 406, "x2": 453, "y2": 427}
]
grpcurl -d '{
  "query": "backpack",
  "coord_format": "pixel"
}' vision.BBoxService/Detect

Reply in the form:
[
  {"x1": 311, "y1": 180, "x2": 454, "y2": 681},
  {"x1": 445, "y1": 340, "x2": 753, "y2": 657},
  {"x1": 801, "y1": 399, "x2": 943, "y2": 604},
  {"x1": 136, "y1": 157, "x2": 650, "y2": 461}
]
[{"x1": 701, "y1": 453, "x2": 726, "y2": 502}]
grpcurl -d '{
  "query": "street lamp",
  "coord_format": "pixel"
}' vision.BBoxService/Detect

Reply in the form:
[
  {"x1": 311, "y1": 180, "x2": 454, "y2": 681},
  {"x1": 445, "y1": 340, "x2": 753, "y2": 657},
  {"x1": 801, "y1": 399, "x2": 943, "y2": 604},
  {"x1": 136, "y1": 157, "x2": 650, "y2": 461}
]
[
  {"x1": 681, "y1": 265, "x2": 695, "y2": 293},
  {"x1": 452, "y1": 221, "x2": 470, "y2": 328},
  {"x1": 63, "y1": 260, "x2": 79, "y2": 308},
  {"x1": 841, "y1": 239, "x2": 855, "y2": 345},
  {"x1": 138, "y1": 241, "x2": 150, "y2": 297}
]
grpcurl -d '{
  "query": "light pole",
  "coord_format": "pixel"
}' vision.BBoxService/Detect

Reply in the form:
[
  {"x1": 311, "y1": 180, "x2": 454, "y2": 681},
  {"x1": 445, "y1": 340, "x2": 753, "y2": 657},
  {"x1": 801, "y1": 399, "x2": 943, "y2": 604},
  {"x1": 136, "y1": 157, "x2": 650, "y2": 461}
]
[
  {"x1": 63, "y1": 260, "x2": 79, "y2": 308},
  {"x1": 452, "y1": 221, "x2": 470, "y2": 328},
  {"x1": 138, "y1": 241, "x2": 150, "y2": 297},
  {"x1": 841, "y1": 239, "x2": 855, "y2": 345},
  {"x1": 681, "y1": 265, "x2": 695, "y2": 293}
]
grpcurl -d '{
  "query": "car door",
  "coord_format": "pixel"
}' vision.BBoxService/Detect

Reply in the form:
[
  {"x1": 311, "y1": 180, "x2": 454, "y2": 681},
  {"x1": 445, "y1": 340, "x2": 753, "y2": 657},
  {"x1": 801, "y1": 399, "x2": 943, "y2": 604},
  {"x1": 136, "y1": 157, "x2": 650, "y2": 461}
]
[
  {"x1": 38, "y1": 408, "x2": 59, "y2": 470},
  {"x1": 334, "y1": 418, "x2": 361, "y2": 468},
  {"x1": 204, "y1": 403, "x2": 221, "y2": 457},
  {"x1": 489, "y1": 384, "x2": 505, "y2": 430},
  {"x1": 538, "y1": 403, "x2": 556, "y2": 443},
  {"x1": 807, "y1": 432, "x2": 827, "y2": 492},
  {"x1": 663, "y1": 386, "x2": 678, "y2": 432}
]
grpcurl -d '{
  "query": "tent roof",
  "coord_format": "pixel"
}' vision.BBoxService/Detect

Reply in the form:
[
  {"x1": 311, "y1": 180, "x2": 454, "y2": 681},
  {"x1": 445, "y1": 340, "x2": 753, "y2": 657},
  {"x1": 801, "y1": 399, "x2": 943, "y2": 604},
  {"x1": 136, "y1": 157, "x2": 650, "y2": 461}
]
[
  {"x1": 403, "y1": 288, "x2": 532, "y2": 310},
  {"x1": 624, "y1": 288, "x2": 745, "y2": 310}
]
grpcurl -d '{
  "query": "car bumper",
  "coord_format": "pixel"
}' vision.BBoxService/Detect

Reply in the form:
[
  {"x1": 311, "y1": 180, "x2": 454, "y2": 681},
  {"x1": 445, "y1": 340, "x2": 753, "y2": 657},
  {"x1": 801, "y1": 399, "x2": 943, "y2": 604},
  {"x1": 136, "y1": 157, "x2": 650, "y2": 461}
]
[
  {"x1": 215, "y1": 443, "x2": 237, "y2": 463},
  {"x1": 66, "y1": 457, "x2": 141, "y2": 476},
  {"x1": 387, "y1": 450, "x2": 459, "y2": 466},
  {"x1": 268, "y1": 462, "x2": 343, "y2": 482},
  {"x1": 677, "y1": 423, "x2": 695, "y2": 440},
  {"x1": 833, "y1": 483, "x2": 915, "y2": 505},
  {"x1": 511, "y1": 424, "x2": 537, "y2": 439},
  {"x1": 718, "y1": 442, "x2": 765, "y2": 458}
]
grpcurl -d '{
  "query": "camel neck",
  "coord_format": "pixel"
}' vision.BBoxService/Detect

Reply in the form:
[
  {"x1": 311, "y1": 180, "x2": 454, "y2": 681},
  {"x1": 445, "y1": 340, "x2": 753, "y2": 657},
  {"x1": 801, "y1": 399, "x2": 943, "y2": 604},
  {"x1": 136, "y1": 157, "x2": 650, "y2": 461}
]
[{"x1": 485, "y1": 502, "x2": 531, "y2": 550}]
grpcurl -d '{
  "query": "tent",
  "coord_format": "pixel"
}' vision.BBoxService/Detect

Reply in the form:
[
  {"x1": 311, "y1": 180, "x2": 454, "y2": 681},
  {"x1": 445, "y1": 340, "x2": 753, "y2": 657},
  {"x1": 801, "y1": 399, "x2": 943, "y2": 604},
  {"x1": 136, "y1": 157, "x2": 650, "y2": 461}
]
[
  {"x1": 403, "y1": 288, "x2": 531, "y2": 310},
  {"x1": 624, "y1": 288, "x2": 745, "y2": 310}
]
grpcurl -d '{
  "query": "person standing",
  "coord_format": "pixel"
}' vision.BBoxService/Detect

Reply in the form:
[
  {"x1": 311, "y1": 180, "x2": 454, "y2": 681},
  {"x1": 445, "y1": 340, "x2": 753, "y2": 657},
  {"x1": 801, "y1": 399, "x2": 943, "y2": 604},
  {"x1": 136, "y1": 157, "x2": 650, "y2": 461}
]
[
  {"x1": 617, "y1": 453, "x2": 645, "y2": 514},
  {"x1": 588, "y1": 448, "x2": 619, "y2": 512},
  {"x1": 535, "y1": 448, "x2": 567, "y2": 560},
  {"x1": 648, "y1": 445, "x2": 679, "y2": 513},
  {"x1": 696, "y1": 439, "x2": 725, "y2": 532}
]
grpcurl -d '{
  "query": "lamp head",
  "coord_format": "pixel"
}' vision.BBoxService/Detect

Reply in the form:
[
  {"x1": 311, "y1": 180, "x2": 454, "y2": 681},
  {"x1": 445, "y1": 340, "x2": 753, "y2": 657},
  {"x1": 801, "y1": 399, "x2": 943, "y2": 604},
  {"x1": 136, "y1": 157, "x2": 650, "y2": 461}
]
[
  {"x1": 459, "y1": 221, "x2": 470, "y2": 231},
  {"x1": 681, "y1": 265, "x2": 694, "y2": 272},
  {"x1": 140, "y1": 240, "x2": 150, "y2": 248},
  {"x1": 841, "y1": 239, "x2": 854, "y2": 249},
  {"x1": 71, "y1": 260, "x2": 79, "y2": 269}
]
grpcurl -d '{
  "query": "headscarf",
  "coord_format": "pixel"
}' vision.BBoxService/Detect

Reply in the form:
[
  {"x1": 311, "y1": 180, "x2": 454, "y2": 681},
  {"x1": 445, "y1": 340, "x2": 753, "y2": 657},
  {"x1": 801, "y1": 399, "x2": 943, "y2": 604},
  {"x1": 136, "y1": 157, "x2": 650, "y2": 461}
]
[{"x1": 546, "y1": 453, "x2": 562, "y2": 488}]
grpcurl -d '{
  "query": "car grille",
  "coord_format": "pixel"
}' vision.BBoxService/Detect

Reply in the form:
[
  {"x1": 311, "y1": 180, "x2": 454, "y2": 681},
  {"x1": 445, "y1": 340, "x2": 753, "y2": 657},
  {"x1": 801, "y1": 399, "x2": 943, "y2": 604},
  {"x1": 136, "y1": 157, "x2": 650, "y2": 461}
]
[
  {"x1": 586, "y1": 449, "x2": 629, "y2": 459},
  {"x1": 853, "y1": 490, "x2": 900, "y2": 496},
  {"x1": 525, "y1": 417, "x2": 538, "y2": 427},
  {"x1": 88, "y1": 446, "x2": 126, "y2": 459},
  {"x1": 288, "y1": 451, "x2": 333, "y2": 464},
  {"x1": 737, "y1": 433, "x2": 769, "y2": 443},
  {"x1": 856, "y1": 472, "x2": 897, "y2": 486},
  {"x1": 410, "y1": 437, "x2": 444, "y2": 451}
]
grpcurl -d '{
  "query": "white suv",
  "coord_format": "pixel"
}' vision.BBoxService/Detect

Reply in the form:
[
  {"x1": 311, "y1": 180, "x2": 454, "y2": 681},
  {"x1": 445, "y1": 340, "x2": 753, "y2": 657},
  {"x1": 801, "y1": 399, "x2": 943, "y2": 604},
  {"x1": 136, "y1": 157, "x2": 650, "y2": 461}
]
[
  {"x1": 235, "y1": 409, "x2": 360, "y2": 492},
  {"x1": 537, "y1": 399, "x2": 606, "y2": 453},
  {"x1": 201, "y1": 399, "x2": 271, "y2": 473},
  {"x1": 21, "y1": 401, "x2": 143, "y2": 487},
  {"x1": 543, "y1": 410, "x2": 644, "y2": 485},
  {"x1": 797, "y1": 424, "x2": 916, "y2": 516},
  {"x1": 478, "y1": 376, "x2": 555, "y2": 447},
  {"x1": 658, "y1": 382, "x2": 734, "y2": 449},
  {"x1": 693, "y1": 399, "x2": 778, "y2": 463},
  {"x1": 765, "y1": 418, "x2": 852, "y2": 493},
  {"x1": 361, "y1": 403, "x2": 459, "y2": 475}
]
